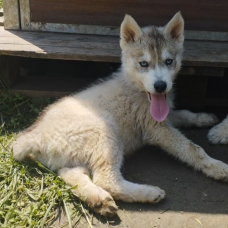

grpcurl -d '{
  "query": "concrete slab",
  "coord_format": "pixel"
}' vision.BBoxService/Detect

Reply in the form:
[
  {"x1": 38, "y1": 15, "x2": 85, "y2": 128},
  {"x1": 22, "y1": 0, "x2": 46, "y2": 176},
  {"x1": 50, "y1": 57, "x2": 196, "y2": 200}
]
[{"x1": 54, "y1": 113, "x2": 228, "y2": 228}]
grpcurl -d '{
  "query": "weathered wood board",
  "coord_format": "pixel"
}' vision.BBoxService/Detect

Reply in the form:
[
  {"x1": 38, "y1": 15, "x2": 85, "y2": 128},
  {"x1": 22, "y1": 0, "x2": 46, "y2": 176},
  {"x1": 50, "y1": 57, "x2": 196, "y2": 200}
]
[
  {"x1": 30, "y1": 0, "x2": 228, "y2": 32},
  {"x1": 0, "y1": 27, "x2": 227, "y2": 67},
  {"x1": 9, "y1": 75, "x2": 92, "y2": 97},
  {"x1": 3, "y1": 0, "x2": 19, "y2": 30},
  {"x1": 14, "y1": 0, "x2": 228, "y2": 41}
]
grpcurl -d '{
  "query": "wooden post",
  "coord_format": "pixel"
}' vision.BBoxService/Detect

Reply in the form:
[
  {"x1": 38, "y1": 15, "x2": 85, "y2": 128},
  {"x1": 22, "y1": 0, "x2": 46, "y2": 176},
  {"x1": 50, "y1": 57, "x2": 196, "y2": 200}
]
[{"x1": 3, "y1": 0, "x2": 20, "y2": 30}]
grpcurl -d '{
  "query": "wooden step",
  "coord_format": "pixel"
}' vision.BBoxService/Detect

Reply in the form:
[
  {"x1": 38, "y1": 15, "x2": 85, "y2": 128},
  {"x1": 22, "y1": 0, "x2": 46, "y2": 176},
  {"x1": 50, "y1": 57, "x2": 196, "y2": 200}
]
[
  {"x1": 0, "y1": 27, "x2": 228, "y2": 67},
  {"x1": 9, "y1": 75, "x2": 94, "y2": 97}
]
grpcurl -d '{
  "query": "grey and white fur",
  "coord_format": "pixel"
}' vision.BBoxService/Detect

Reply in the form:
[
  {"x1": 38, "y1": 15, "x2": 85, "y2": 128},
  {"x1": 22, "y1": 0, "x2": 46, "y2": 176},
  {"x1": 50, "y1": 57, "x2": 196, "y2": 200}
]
[{"x1": 11, "y1": 13, "x2": 228, "y2": 217}]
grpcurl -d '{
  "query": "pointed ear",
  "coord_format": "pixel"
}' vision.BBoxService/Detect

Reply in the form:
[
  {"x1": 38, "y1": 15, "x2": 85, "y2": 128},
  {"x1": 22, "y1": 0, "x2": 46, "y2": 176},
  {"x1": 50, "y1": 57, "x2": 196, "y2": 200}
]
[
  {"x1": 120, "y1": 15, "x2": 142, "y2": 47},
  {"x1": 165, "y1": 12, "x2": 184, "y2": 44}
]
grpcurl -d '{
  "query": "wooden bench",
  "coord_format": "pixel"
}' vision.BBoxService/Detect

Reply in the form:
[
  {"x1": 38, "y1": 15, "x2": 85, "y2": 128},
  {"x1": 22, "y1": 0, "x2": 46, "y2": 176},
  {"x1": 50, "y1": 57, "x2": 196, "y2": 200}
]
[
  {"x1": 0, "y1": 26, "x2": 227, "y2": 108},
  {"x1": 0, "y1": 27, "x2": 228, "y2": 67},
  {"x1": 1, "y1": 0, "x2": 228, "y2": 109}
]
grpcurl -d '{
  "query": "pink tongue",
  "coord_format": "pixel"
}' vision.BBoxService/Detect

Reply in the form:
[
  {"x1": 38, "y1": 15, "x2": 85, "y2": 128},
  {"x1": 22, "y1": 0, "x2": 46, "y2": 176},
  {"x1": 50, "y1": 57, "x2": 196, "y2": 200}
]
[{"x1": 150, "y1": 93, "x2": 169, "y2": 122}]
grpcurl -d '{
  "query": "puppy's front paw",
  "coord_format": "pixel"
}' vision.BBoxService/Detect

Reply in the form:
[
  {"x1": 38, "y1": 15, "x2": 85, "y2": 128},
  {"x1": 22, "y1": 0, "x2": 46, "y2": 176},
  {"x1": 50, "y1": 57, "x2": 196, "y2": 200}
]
[
  {"x1": 202, "y1": 159, "x2": 228, "y2": 182},
  {"x1": 208, "y1": 126, "x2": 228, "y2": 144},
  {"x1": 150, "y1": 187, "x2": 166, "y2": 203},
  {"x1": 144, "y1": 186, "x2": 166, "y2": 203},
  {"x1": 195, "y1": 113, "x2": 219, "y2": 127},
  {"x1": 208, "y1": 118, "x2": 228, "y2": 144}
]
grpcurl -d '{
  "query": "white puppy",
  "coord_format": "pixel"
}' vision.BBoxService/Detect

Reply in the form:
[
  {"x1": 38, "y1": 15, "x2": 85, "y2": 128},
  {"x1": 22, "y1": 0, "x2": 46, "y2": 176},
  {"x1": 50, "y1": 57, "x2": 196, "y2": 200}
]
[{"x1": 12, "y1": 13, "x2": 227, "y2": 217}]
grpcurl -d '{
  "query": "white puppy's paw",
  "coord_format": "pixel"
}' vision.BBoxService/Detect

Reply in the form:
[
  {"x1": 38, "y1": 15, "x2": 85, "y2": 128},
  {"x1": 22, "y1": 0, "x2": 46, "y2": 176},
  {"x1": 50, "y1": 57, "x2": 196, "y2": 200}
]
[
  {"x1": 195, "y1": 113, "x2": 219, "y2": 127},
  {"x1": 145, "y1": 186, "x2": 166, "y2": 203},
  {"x1": 202, "y1": 159, "x2": 228, "y2": 182},
  {"x1": 92, "y1": 192, "x2": 118, "y2": 217},
  {"x1": 207, "y1": 117, "x2": 228, "y2": 144},
  {"x1": 208, "y1": 126, "x2": 228, "y2": 144},
  {"x1": 84, "y1": 186, "x2": 118, "y2": 217}
]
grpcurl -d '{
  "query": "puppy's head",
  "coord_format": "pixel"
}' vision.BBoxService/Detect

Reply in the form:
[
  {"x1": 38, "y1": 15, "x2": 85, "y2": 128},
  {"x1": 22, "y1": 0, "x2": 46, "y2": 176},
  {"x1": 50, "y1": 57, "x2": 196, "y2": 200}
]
[{"x1": 120, "y1": 12, "x2": 184, "y2": 122}]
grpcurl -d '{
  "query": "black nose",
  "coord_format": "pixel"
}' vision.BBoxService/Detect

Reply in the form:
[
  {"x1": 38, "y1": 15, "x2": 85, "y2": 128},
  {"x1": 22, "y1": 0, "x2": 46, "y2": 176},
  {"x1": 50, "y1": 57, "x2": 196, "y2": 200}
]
[{"x1": 154, "y1": 80, "x2": 167, "y2": 93}]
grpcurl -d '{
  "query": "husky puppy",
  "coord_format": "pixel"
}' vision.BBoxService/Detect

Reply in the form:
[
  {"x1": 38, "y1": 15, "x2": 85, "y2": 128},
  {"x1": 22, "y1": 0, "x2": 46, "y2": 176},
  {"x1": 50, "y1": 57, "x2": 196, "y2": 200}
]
[
  {"x1": 12, "y1": 13, "x2": 228, "y2": 217},
  {"x1": 208, "y1": 116, "x2": 228, "y2": 144}
]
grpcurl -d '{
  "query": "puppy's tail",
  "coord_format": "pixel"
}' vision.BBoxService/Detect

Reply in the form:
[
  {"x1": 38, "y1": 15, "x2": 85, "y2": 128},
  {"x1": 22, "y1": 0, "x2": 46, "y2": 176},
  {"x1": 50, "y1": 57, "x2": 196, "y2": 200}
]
[{"x1": 11, "y1": 133, "x2": 39, "y2": 161}]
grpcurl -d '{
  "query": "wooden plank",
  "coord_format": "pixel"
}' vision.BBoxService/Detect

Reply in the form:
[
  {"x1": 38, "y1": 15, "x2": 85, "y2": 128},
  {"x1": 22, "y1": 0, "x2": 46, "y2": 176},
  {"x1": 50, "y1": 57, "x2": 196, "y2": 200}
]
[
  {"x1": 179, "y1": 67, "x2": 225, "y2": 77},
  {"x1": 19, "y1": 0, "x2": 31, "y2": 31},
  {"x1": 9, "y1": 75, "x2": 93, "y2": 97},
  {"x1": 18, "y1": 0, "x2": 228, "y2": 41},
  {"x1": 19, "y1": 21, "x2": 228, "y2": 42},
  {"x1": 184, "y1": 31, "x2": 228, "y2": 42},
  {"x1": 3, "y1": 0, "x2": 19, "y2": 30},
  {"x1": 0, "y1": 27, "x2": 228, "y2": 67},
  {"x1": 182, "y1": 41, "x2": 228, "y2": 67},
  {"x1": 29, "y1": 0, "x2": 228, "y2": 32}
]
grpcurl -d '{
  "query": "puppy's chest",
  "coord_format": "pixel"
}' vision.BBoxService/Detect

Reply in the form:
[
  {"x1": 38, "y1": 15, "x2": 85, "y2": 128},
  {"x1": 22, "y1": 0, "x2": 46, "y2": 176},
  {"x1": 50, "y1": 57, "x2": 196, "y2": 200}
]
[
  {"x1": 97, "y1": 91, "x2": 149, "y2": 150},
  {"x1": 105, "y1": 99, "x2": 146, "y2": 152}
]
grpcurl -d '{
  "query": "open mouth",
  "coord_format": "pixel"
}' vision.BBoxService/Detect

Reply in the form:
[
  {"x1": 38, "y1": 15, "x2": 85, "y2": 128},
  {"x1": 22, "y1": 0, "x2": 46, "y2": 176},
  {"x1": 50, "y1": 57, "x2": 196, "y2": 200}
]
[{"x1": 147, "y1": 92, "x2": 169, "y2": 122}]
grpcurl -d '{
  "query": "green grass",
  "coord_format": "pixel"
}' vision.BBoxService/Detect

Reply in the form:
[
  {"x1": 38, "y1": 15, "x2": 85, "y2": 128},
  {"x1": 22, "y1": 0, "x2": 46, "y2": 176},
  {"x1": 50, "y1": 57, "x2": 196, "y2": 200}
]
[
  {"x1": 0, "y1": 93, "x2": 93, "y2": 227},
  {"x1": 0, "y1": 0, "x2": 2, "y2": 9}
]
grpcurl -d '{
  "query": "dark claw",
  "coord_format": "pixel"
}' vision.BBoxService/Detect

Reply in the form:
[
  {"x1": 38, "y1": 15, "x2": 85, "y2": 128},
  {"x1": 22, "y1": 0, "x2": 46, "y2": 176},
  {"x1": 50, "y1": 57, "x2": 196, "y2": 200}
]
[
  {"x1": 109, "y1": 206, "x2": 118, "y2": 212},
  {"x1": 105, "y1": 212, "x2": 115, "y2": 217}
]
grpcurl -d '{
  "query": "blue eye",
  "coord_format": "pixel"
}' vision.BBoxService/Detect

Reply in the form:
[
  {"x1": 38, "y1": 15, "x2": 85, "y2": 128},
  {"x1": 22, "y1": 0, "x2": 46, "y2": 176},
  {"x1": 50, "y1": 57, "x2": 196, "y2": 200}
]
[
  {"x1": 165, "y1": 59, "x2": 173, "y2": 66},
  {"x1": 139, "y1": 61, "x2": 149, "y2": 67}
]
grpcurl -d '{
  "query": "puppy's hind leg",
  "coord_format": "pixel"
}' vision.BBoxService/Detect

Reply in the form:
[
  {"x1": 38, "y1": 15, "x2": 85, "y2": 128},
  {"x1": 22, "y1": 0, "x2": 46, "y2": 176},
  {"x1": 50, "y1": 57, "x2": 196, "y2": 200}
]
[
  {"x1": 11, "y1": 132, "x2": 39, "y2": 161},
  {"x1": 168, "y1": 109, "x2": 218, "y2": 128},
  {"x1": 94, "y1": 169, "x2": 165, "y2": 204},
  {"x1": 92, "y1": 146, "x2": 165, "y2": 204},
  {"x1": 59, "y1": 166, "x2": 118, "y2": 217}
]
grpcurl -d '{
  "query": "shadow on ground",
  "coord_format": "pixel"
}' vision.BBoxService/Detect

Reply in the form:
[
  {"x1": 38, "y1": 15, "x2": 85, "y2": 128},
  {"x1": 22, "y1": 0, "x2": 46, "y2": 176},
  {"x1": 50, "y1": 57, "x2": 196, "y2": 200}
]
[{"x1": 55, "y1": 111, "x2": 228, "y2": 228}]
